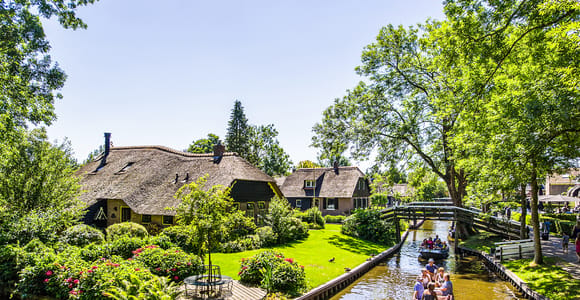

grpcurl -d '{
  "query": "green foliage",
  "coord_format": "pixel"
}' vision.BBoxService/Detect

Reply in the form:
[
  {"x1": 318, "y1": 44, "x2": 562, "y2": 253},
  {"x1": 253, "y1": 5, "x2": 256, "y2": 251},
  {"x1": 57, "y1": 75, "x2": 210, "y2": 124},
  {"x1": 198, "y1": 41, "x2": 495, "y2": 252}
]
[
  {"x1": 225, "y1": 100, "x2": 250, "y2": 157},
  {"x1": 106, "y1": 222, "x2": 149, "y2": 241},
  {"x1": 256, "y1": 226, "x2": 278, "y2": 247},
  {"x1": 160, "y1": 225, "x2": 203, "y2": 256},
  {"x1": 407, "y1": 166, "x2": 447, "y2": 201},
  {"x1": 220, "y1": 235, "x2": 262, "y2": 253},
  {"x1": 341, "y1": 208, "x2": 396, "y2": 245},
  {"x1": 187, "y1": 133, "x2": 220, "y2": 154},
  {"x1": 239, "y1": 251, "x2": 306, "y2": 296},
  {"x1": 222, "y1": 210, "x2": 257, "y2": 241},
  {"x1": 370, "y1": 193, "x2": 389, "y2": 207},
  {"x1": 104, "y1": 274, "x2": 181, "y2": 300},
  {"x1": 295, "y1": 160, "x2": 321, "y2": 169},
  {"x1": 132, "y1": 245, "x2": 203, "y2": 282},
  {"x1": 265, "y1": 196, "x2": 309, "y2": 244},
  {"x1": 324, "y1": 214, "x2": 346, "y2": 224},
  {"x1": 247, "y1": 124, "x2": 293, "y2": 176},
  {"x1": 60, "y1": 224, "x2": 105, "y2": 247},
  {"x1": 297, "y1": 207, "x2": 325, "y2": 229}
]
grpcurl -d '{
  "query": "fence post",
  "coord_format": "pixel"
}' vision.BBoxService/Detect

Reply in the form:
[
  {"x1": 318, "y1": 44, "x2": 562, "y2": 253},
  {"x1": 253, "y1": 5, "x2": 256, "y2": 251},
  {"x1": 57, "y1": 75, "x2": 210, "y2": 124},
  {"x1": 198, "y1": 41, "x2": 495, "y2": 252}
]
[
  {"x1": 394, "y1": 209, "x2": 401, "y2": 243},
  {"x1": 519, "y1": 244, "x2": 522, "y2": 259}
]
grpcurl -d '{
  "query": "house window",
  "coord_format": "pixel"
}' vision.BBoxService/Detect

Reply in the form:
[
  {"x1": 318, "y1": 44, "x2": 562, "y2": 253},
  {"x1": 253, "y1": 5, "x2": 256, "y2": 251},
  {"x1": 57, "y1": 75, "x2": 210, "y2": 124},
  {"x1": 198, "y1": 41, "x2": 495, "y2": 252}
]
[
  {"x1": 246, "y1": 202, "x2": 255, "y2": 218},
  {"x1": 257, "y1": 202, "x2": 266, "y2": 210},
  {"x1": 296, "y1": 199, "x2": 302, "y2": 208},
  {"x1": 121, "y1": 206, "x2": 131, "y2": 222},
  {"x1": 141, "y1": 214, "x2": 152, "y2": 223},
  {"x1": 358, "y1": 179, "x2": 365, "y2": 190},
  {"x1": 354, "y1": 198, "x2": 369, "y2": 209},
  {"x1": 326, "y1": 198, "x2": 338, "y2": 210},
  {"x1": 162, "y1": 215, "x2": 174, "y2": 225},
  {"x1": 304, "y1": 180, "x2": 315, "y2": 188}
]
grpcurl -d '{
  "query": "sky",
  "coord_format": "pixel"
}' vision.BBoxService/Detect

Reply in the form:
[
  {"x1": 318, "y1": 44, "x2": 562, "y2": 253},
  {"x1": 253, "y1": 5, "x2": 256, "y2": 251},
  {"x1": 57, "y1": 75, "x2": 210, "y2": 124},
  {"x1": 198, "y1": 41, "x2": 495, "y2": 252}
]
[{"x1": 44, "y1": 0, "x2": 446, "y2": 169}]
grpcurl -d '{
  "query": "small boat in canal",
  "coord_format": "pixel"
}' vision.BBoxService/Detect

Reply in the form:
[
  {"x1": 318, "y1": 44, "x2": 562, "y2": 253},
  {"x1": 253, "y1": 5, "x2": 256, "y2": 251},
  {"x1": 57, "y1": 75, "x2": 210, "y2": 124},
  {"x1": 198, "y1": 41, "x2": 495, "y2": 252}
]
[{"x1": 419, "y1": 248, "x2": 449, "y2": 259}]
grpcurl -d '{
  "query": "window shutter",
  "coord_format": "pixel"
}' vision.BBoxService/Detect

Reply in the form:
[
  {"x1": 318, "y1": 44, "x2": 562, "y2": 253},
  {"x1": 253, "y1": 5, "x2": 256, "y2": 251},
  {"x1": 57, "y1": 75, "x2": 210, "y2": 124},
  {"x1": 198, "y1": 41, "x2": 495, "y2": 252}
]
[
  {"x1": 335, "y1": 198, "x2": 339, "y2": 209},
  {"x1": 323, "y1": 198, "x2": 327, "y2": 209}
]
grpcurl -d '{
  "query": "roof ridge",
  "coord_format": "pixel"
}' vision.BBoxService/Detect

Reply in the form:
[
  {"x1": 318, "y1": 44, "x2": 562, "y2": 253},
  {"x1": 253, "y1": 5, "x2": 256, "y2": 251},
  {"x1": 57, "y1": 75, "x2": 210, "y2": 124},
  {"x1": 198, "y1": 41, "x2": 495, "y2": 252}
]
[{"x1": 111, "y1": 145, "x2": 237, "y2": 158}]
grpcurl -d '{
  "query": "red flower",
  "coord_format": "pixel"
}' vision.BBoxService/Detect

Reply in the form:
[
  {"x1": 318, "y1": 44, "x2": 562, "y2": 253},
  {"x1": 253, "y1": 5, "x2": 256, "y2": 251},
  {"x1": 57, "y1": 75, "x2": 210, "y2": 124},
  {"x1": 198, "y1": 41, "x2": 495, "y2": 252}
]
[
  {"x1": 70, "y1": 290, "x2": 78, "y2": 295},
  {"x1": 238, "y1": 271, "x2": 242, "y2": 275},
  {"x1": 127, "y1": 258, "x2": 133, "y2": 261},
  {"x1": 285, "y1": 258, "x2": 294, "y2": 263},
  {"x1": 68, "y1": 284, "x2": 73, "y2": 288},
  {"x1": 171, "y1": 268, "x2": 176, "y2": 272},
  {"x1": 79, "y1": 271, "x2": 83, "y2": 275},
  {"x1": 135, "y1": 268, "x2": 140, "y2": 271},
  {"x1": 92, "y1": 266, "x2": 98, "y2": 269},
  {"x1": 73, "y1": 279, "x2": 79, "y2": 284},
  {"x1": 87, "y1": 270, "x2": 93, "y2": 273},
  {"x1": 174, "y1": 276, "x2": 179, "y2": 280},
  {"x1": 45, "y1": 270, "x2": 53, "y2": 276},
  {"x1": 65, "y1": 278, "x2": 72, "y2": 283},
  {"x1": 156, "y1": 267, "x2": 161, "y2": 271},
  {"x1": 44, "y1": 278, "x2": 50, "y2": 283},
  {"x1": 300, "y1": 265, "x2": 304, "y2": 269}
]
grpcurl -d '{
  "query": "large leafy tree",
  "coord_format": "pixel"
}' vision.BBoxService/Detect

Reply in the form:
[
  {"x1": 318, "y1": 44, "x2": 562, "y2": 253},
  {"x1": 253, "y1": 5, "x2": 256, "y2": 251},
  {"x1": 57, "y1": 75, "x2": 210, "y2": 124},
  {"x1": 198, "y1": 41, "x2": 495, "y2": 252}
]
[
  {"x1": 225, "y1": 100, "x2": 250, "y2": 157},
  {"x1": 444, "y1": 0, "x2": 580, "y2": 264},
  {"x1": 247, "y1": 124, "x2": 292, "y2": 176},
  {"x1": 187, "y1": 133, "x2": 220, "y2": 154},
  {"x1": 0, "y1": 0, "x2": 98, "y2": 137}
]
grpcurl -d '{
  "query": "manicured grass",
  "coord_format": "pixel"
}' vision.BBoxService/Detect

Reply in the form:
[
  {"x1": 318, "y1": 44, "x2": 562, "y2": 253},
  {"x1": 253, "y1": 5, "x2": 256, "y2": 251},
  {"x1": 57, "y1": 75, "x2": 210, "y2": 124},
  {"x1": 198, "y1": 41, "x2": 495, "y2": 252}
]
[
  {"x1": 503, "y1": 257, "x2": 580, "y2": 300},
  {"x1": 209, "y1": 224, "x2": 391, "y2": 289},
  {"x1": 460, "y1": 232, "x2": 504, "y2": 253}
]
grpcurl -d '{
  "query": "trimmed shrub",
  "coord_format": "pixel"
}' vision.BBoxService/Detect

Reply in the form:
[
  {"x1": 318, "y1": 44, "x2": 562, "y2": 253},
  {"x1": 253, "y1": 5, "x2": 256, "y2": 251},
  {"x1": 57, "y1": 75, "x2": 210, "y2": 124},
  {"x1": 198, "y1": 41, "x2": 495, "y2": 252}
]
[
  {"x1": 221, "y1": 235, "x2": 261, "y2": 253},
  {"x1": 325, "y1": 215, "x2": 346, "y2": 224},
  {"x1": 131, "y1": 245, "x2": 203, "y2": 282},
  {"x1": 160, "y1": 225, "x2": 203, "y2": 255},
  {"x1": 239, "y1": 251, "x2": 306, "y2": 296},
  {"x1": 342, "y1": 208, "x2": 395, "y2": 245},
  {"x1": 299, "y1": 207, "x2": 325, "y2": 229},
  {"x1": 266, "y1": 197, "x2": 309, "y2": 244},
  {"x1": 256, "y1": 226, "x2": 277, "y2": 247},
  {"x1": 223, "y1": 210, "x2": 257, "y2": 241},
  {"x1": 60, "y1": 224, "x2": 105, "y2": 247},
  {"x1": 106, "y1": 222, "x2": 149, "y2": 240}
]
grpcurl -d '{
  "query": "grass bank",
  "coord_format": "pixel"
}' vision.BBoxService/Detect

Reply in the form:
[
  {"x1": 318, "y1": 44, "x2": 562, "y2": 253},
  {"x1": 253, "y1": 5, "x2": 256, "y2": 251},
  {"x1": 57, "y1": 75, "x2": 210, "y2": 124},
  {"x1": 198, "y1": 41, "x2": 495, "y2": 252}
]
[
  {"x1": 461, "y1": 233, "x2": 579, "y2": 300},
  {"x1": 210, "y1": 224, "x2": 392, "y2": 289}
]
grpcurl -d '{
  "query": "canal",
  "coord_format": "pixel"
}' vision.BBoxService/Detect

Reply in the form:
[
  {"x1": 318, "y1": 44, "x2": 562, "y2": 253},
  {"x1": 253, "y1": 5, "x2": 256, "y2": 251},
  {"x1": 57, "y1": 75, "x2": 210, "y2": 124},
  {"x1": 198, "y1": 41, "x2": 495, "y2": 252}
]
[{"x1": 330, "y1": 220, "x2": 525, "y2": 299}]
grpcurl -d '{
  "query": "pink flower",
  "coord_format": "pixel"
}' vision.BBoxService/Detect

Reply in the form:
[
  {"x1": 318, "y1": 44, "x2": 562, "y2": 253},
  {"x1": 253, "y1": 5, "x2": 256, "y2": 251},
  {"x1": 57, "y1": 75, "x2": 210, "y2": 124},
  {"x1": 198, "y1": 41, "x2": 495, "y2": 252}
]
[
  {"x1": 285, "y1": 258, "x2": 294, "y2": 264},
  {"x1": 127, "y1": 258, "x2": 133, "y2": 261},
  {"x1": 45, "y1": 270, "x2": 53, "y2": 276},
  {"x1": 68, "y1": 284, "x2": 73, "y2": 288},
  {"x1": 300, "y1": 265, "x2": 304, "y2": 269},
  {"x1": 238, "y1": 271, "x2": 242, "y2": 275},
  {"x1": 79, "y1": 271, "x2": 84, "y2": 275},
  {"x1": 135, "y1": 268, "x2": 140, "y2": 271},
  {"x1": 70, "y1": 290, "x2": 78, "y2": 295},
  {"x1": 73, "y1": 279, "x2": 79, "y2": 284},
  {"x1": 44, "y1": 278, "x2": 50, "y2": 283},
  {"x1": 92, "y1": 266, "x2": 98, "y2": 269},
  {"x1": 156, "y1": 268, "x2": 161, "y2": 271},
  {"x1": 87, "y1": 270, "x2": 93, "y2": 273},
  {"x1": 174, "y1": 276, "x2": 179, "y2": 280},
  {"x1": 65, "y1": 278, "x2": 72, "y2": 283},
  {"x1": 171, "y1": 268, "x2": 176, "y2": 272},
  {"x1": 187, "y1": 262, "x2": 191, "y2": 266}
]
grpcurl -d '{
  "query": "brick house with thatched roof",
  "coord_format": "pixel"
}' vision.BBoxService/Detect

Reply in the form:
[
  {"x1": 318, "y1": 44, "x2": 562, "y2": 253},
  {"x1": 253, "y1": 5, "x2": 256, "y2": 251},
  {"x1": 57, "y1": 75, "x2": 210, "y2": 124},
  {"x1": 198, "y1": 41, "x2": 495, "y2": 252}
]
[
  {"x1": 280, "y1": 165, "x2": 370, "y2": 216},
  {"x1": 77, "y1": 133, "x2": 282, "y2": 228}
]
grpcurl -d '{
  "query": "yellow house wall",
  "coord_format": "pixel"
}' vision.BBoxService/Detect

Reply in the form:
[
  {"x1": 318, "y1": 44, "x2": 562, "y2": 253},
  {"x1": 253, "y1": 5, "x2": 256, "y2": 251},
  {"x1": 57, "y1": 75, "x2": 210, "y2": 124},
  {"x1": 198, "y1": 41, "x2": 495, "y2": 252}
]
[{"x1": 106, "y1": 199, "x2": 173, "y2": 227}]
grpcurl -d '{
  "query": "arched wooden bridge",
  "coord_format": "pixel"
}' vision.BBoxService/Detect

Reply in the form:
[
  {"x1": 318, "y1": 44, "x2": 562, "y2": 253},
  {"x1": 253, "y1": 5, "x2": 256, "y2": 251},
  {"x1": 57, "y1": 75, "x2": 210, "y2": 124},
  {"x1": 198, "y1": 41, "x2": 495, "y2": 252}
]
[{"x1": 382, "y1": 201, "x2": 525, "y2": 242}]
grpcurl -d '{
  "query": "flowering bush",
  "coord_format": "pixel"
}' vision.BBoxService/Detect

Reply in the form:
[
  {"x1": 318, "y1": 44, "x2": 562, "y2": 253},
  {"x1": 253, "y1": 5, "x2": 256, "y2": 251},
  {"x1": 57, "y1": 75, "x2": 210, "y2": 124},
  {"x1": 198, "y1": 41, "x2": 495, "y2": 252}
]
[
  {"x1": 239, "y1": 251, "x2": 306, "y2": 295},
  {"x1": 60, "y1": 224, "x2": 105, "y2": 247},
  {"x1": 160, "y1": 225, "x2": 203, "y2": 255},
  {"x1": 220, "y1": 235, "x2": 261, "y2": 253},
  {"x1": 256, "y1": 226, "x2": 277, "y2": 247},
  {"x1": 132, "y1": 245, "x2": 203, "y2": 282}
]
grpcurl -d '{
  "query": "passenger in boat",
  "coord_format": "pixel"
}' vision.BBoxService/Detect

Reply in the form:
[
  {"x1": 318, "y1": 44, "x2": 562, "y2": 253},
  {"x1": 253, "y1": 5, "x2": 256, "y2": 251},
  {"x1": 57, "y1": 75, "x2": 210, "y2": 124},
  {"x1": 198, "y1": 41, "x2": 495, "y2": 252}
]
[
  {"x1": 425, "y1": 258, "x2": 438, "y2": 277},
  {"x1": 420, "y1": 239, "x2": 428, "y2": 249},
  {"x1": 421, "y1": 269, "x2": 431, "y2": 287},
  {"x1": 413, "y1": 276, "x2": 424, "y2": 300},
  {"x1": 426, "y1": 237, "x2": 434, "y2": 249},
  {"x1": 436, "y1": 273, "x2": 453, "y2": 298},
  {"x1": 434, "y1": 240, "x2": 443, "y2": 249},
  {"x1": 441, "y1": 241, "x2": 448, "y2": 250},
  {"x1": 434, "y1": 235, "x2": 441, "y2": 243},
  {"x1": 421, "y1": 282, "x2": 437, "y2": 300},
  {"x1": 434, "y1": 267, "x2": 445, "y2": 287}
]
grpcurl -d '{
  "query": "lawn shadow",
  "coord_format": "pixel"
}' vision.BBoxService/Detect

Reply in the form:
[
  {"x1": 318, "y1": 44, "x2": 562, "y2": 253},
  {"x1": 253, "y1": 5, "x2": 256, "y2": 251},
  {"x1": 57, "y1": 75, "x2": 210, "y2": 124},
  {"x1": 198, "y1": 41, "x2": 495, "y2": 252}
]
[{"x1": 326, "y1": 234, "x2": 387, "y2": 256}]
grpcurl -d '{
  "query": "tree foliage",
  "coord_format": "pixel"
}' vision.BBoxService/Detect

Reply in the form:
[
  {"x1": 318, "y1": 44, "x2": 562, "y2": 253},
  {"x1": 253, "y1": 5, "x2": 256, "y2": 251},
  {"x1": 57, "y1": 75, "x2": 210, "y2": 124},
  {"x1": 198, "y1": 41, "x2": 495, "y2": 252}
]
[
  {"x1": 225, "y1": 100, "x2": 250, "y2": 157},
  {"x1": 247, "y1": 124, "x2": 293, "y2": 176},
  {"x1": 187, "y1": 133, "x2": 220, "y2": 154}
]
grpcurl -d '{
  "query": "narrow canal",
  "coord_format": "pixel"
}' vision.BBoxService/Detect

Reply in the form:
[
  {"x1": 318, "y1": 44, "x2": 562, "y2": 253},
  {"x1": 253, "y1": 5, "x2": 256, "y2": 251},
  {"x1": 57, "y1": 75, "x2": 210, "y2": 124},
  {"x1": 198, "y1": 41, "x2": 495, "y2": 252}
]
[{"x1": 331, "y1": 220, "x2": 525, "y2": 299}]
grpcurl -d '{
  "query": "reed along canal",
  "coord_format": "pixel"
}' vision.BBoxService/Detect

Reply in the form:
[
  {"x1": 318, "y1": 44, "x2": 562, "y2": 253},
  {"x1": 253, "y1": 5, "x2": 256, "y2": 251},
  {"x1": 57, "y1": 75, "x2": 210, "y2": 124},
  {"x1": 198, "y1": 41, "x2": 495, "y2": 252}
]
[{"x1": 331, "y1": 220, "x2": 525, "y2": 300}]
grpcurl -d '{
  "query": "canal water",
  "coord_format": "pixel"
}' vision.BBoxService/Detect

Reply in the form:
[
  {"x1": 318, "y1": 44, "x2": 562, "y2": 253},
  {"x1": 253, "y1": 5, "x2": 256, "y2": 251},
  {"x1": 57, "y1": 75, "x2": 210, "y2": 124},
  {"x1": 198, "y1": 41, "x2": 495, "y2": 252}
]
[{"x1": 330, "y1": 220, "x2": 525, "y2": 300}]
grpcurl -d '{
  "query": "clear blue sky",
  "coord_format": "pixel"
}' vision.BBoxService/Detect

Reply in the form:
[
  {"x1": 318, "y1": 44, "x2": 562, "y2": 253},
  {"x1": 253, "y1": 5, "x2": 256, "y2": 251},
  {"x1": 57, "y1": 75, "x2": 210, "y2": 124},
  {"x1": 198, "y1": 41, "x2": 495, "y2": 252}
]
[{"x1": 44, "y1": 0, "x2": 445, "y2": 168}]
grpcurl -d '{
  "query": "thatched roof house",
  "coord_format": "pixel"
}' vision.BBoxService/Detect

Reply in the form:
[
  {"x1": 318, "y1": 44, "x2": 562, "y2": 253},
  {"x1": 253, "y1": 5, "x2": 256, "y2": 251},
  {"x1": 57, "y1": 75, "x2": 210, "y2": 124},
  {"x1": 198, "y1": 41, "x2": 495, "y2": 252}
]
[
  {"x1": 280, "y1": 166, "x2": 370, "y2": 216},
  {"x1": 78, "y1": 134, "x2": 281, "y2": 228}
]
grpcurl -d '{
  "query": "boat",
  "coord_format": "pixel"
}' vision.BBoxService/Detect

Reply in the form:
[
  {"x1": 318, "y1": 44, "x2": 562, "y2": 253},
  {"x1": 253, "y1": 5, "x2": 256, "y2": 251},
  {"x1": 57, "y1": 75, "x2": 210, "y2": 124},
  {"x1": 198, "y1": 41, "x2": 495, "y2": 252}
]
[{"x1": 419, "y1": 248, "x2": 449, "y2": 259}]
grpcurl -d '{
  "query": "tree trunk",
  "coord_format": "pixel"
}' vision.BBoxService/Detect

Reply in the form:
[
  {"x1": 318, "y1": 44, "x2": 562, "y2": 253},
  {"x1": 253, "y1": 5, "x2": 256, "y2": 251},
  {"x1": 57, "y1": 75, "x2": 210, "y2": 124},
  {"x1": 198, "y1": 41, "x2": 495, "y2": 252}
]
[
  {"x1": 530, "y1": 167, "x2": 543, "y2": 265},
  {"x1": 445, "y1": 172, "x2": 474, "y2": 239},
  {"x1": 519, "y1": 183, "x2": 528, "y2": 239}
]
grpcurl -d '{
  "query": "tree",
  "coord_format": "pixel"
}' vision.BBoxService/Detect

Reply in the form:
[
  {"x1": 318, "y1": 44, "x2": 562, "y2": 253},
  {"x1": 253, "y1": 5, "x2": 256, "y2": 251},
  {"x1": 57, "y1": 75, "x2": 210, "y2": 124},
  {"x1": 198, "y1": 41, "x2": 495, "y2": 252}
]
[
  {"x1": 0, "y1": 0, "x2": 97, "y2": 138},
  {"x1": 247, "y1": 124, "x2": 292, "y2": 176},
  {"x1": 173, "y1": 175, "x2": 233, "y2": 290},
  {"x1": 295, "y1": 160, "x2": 321, "y2": 169},
  {"x1": 0, "y1": 128, "x2": 84, "y2": 244},
  {"x1": 312, "y1": 22, "x2": 469, "y2": 213},
  {"x1": 187, "y1": 133, "x2": 220, "y2": 154},
  {"x1": 317, "y1": 153, "x2": 351, "y2": 168},
  {"x1": 444, "y1": 0, "x2": 580, "y2": 264},
  {"x1": 407, "y1": 165, "x2": 447, "y2": 202},
  {"x1": 225, "y1": 100, "x2": 250, "y2": 157}
]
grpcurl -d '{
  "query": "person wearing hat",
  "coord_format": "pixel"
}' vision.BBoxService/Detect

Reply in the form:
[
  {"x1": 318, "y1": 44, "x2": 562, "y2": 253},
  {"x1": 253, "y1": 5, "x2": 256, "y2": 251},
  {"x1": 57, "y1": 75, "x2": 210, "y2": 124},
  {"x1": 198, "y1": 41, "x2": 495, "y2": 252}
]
[
  {"x1": 413, "y1": 275, "x2": 424, "y2": 300},
  {"x1": 425, "y1": 258, "x2": 438, "y2": 279}
]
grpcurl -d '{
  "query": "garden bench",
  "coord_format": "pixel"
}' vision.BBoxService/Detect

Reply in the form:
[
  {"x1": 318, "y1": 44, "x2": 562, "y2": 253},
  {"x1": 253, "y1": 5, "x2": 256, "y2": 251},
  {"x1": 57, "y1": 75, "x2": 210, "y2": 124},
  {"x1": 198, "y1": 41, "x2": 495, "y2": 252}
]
[{"x1": 491, "y1": 239, "x2": 534, "y2": 262}]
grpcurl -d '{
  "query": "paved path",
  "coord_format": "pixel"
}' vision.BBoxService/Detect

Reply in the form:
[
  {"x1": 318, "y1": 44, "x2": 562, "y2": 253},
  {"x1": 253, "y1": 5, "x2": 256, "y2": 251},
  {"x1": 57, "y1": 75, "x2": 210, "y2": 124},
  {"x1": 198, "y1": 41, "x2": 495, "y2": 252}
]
[{"x1": 539, "y1": 235, "x2": 580, "y2": 280}]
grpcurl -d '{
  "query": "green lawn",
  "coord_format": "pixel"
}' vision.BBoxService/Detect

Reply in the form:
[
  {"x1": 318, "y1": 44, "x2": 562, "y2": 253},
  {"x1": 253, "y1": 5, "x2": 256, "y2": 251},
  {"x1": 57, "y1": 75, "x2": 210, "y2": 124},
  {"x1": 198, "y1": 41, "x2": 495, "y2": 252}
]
[
  {"x1": 209, "y1": 224, "x2": 391, "y2": 289},
  {"x1": 460, "y1": 232, "x2": 504, "y2": 253},
  {"x1": 503, "y1": 257, "x2": 580, "y2": 300}
]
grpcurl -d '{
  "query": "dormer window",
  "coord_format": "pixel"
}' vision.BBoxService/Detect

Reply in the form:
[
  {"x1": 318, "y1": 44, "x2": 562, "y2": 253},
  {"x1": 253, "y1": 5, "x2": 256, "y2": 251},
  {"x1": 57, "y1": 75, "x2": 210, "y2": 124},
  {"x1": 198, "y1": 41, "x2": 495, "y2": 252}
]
[{"x1": 304, "y1": 180, "x2": 315, "y2": 188}]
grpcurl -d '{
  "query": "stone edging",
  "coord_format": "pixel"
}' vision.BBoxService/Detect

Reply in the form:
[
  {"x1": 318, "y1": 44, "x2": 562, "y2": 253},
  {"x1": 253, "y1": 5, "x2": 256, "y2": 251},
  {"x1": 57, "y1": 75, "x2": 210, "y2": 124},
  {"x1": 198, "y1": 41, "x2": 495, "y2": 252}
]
[
  {"x1": 457, "y1": 245, "x2": 549, "y2": 300},
  {"x1": 295, "y1": 230, "x2": 410, "y2": 300}
]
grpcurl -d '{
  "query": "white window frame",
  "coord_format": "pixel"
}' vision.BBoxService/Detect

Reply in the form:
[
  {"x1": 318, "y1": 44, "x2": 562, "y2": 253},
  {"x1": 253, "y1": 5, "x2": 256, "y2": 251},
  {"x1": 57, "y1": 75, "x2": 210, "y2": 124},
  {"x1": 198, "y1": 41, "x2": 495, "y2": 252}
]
[
  {"x1": 305, "y1": 180, "x2": 315, "y2": 188},
  {"x1": 296, "y1": 199, "x2": 302, "y2": 208},
  {"x1": 326, "y1": 198, "x2": 336, "y2": 210}
]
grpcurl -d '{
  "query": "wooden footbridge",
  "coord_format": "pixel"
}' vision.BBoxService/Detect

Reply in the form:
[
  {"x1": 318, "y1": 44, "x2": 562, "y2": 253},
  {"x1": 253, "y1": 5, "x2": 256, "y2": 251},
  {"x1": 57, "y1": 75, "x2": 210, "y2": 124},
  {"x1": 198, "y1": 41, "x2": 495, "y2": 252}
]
[{"x1": 382, "y1": 201, "x2": 525, "y2": 242}]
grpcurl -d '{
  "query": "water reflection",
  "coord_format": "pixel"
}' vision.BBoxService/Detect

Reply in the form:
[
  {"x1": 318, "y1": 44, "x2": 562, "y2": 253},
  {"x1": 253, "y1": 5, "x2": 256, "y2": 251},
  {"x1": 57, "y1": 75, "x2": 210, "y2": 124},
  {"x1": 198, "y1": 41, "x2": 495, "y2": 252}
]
[{"x1": 330, "y1": 221, "x2": 524, "y2": 300}]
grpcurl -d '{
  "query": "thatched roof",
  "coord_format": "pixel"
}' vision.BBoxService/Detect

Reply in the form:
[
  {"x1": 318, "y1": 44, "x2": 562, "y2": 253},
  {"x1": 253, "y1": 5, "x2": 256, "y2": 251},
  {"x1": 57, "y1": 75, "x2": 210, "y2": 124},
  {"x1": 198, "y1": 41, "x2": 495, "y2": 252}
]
[
  {"x1": 77, "y1": 145, "x2": 278, "y2": 215},
  {"x1": 280, "y1": 167, "x2": 365, "y2": 198}
]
